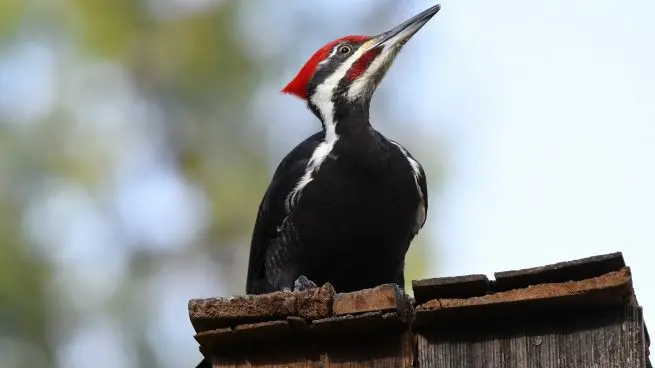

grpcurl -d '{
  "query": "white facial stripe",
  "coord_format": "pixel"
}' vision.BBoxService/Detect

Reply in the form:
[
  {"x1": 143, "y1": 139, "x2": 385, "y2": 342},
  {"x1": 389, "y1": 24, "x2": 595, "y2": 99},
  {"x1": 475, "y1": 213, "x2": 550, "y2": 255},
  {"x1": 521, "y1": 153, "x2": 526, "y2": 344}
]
[
  {"x1": 346, "y1": 46, "x2": 386, "y2": 101},
  {"x1": 318, "y1": 45, "x2": 339, "y2": 67},
  {"x1": 286, "y1": 41, "x2": 374, "y2": 211},
  {"x1": 346, "y1": 44, "x2": 398, "y2": 101},
  {"x1": 347, "y1": 19, "x2": 429, "y2": 101}
]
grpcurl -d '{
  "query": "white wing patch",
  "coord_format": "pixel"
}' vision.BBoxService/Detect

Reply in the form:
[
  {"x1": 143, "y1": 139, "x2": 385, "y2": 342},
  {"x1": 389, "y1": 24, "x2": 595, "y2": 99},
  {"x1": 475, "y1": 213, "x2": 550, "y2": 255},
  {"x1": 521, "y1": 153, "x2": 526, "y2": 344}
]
[{"x1": 389, "y1": 140, "x2": 426, "y2": 234}]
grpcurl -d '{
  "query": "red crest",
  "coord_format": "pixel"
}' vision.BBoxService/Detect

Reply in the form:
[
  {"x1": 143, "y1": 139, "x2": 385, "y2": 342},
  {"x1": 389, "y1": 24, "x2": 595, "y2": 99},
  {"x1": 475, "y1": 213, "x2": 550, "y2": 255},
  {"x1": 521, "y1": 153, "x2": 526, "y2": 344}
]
[{"x1": 282, "y1": 35, "x2": 370, "y2": 100}]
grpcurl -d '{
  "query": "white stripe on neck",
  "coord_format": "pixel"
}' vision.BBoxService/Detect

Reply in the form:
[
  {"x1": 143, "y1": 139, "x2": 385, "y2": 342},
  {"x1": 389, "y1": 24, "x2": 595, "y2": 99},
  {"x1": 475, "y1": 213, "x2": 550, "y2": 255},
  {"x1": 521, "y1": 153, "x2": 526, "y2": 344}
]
[
  {"x1": 285, "y1": 42, "x2": 372, "y2": 211},
  {"x1": 347, "y1": 46, "x2": 390, "y2": 101}
]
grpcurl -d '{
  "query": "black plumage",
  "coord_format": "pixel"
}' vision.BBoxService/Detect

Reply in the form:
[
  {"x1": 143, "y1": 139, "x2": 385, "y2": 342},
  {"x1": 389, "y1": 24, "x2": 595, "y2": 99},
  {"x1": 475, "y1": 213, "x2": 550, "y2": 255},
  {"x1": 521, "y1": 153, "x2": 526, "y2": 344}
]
[
  {"x1": 246, "y1": 126, "x2": 427, "y2": 294},
  {"x1": 243, "y1": 4, "x2": 439, "y2": 295}
]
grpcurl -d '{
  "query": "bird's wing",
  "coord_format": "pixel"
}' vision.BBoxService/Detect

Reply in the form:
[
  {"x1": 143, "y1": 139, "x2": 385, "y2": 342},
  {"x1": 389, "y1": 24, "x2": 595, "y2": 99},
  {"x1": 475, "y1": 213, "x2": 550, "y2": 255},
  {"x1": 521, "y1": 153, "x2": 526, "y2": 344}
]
[
  {"x1": 388, "y1": 139, "x2": 428, "y2": 237},
  {"x1": 245, "y1": 132, "x2": 323, "y2": 294},
  {"x1": 414, "y1": 161, "x2": 429, "y2": 235}
]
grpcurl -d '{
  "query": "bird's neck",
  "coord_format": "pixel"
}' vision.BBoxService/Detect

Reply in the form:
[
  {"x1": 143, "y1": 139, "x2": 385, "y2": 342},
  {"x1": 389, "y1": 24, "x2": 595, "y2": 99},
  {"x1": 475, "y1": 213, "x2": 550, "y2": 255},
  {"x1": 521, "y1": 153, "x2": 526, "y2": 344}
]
[{"x1": 312, "y1": 98, "x2": 372, "y2": 139}]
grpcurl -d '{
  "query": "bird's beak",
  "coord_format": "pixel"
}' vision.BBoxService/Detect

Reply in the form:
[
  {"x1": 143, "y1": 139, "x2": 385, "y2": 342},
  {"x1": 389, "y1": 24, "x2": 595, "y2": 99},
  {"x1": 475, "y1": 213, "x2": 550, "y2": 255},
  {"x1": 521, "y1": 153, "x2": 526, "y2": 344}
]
[
  {"x1": 344, "y1": 4, "x2": 440, "y2": 101},
  {"x1": 372, "y1": 4, "x2": 441, "y2": 50}
]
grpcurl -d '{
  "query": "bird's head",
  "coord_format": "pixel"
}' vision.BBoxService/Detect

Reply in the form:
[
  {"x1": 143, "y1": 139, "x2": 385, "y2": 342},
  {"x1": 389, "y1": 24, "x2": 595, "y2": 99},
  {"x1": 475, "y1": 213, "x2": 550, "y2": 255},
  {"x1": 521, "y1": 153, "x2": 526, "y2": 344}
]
[{"x1": 282, "y1": 4, "x2": 440, "y2": 122}]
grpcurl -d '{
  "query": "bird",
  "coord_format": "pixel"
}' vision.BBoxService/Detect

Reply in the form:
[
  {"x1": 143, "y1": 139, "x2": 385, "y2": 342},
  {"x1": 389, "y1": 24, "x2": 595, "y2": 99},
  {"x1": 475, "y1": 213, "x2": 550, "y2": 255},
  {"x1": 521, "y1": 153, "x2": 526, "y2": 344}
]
[
  {"x1": 246, "y1": 4, "x2": 438, "y2": 296},
  {"x1": 195, "y1": 4, "x2": 439, "y2": 367}
]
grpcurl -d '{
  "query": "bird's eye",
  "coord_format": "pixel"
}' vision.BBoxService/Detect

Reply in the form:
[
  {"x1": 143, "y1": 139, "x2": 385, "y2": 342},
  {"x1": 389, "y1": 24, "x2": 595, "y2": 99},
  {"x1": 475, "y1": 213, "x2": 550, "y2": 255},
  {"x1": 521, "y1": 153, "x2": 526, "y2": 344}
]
[{"x1": 338, "y1": 45, "x2": 352, "y2": 54}]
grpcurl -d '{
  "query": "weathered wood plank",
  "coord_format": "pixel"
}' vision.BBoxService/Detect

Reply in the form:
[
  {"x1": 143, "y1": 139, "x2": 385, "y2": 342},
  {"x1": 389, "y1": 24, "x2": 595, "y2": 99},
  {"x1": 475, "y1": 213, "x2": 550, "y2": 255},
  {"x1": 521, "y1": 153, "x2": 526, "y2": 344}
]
[
  {"x1": 414, "y1": 268, "x2": 633, "y2": 327},
  {"x1": 211, "y1": 343, "x2": 320, "y2": 368},
  {"x1": 494, "y1": 252, "x2": 625, "y2": 291},
  {"x1": 196, "y1": 308, "x2": 410, "y2": 349},
  {"x1": 333, "y1": 284, "x2": 406, "y2": 317},
  {"x1": 190, "y1": 283, "x2": 408, "y2": 334},
  {"x1": 412, "y1": 274, "x2": 490, "y2": 304},
  {"x1": 192, "y1": 252, "x2": 651, "y2": 368},
  {"x1": 416, "y1": 305, "x2": 647, "y2": 368},
  {"x1": 189, "y1": 284, "x2": 335, "y2": 332},
  {"x1": 210, "y1": 331, "x2": 413, "y2": 368},
  {"x1": 321, "y1": 331, "x2": 413, "y2": 368}
]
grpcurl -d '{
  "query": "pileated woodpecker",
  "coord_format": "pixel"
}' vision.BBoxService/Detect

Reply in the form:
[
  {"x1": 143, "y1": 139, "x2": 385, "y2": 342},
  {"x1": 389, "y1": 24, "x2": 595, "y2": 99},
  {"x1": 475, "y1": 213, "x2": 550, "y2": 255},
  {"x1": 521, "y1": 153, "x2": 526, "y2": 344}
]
[
  {"x1": 247, "y1": 4, "x2": 438, "y2": 294},
  {"x1": 196, "y1": 4, "x2": 438, "y2": 367}
]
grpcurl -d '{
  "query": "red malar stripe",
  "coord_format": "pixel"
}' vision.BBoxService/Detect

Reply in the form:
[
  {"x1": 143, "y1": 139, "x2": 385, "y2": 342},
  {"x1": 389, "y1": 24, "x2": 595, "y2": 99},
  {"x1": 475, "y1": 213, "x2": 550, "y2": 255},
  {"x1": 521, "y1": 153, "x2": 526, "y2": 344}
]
[{"x1": 347, "y1": 48, "x2": 381, "y2": 81}]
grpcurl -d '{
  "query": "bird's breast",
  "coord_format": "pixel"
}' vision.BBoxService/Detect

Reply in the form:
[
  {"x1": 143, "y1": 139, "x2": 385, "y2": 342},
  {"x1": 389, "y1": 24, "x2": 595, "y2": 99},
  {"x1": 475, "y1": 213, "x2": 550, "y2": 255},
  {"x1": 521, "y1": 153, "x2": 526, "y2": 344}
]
[{"x1": 290, "y1": 144, "x2": 420, "y2": 240}]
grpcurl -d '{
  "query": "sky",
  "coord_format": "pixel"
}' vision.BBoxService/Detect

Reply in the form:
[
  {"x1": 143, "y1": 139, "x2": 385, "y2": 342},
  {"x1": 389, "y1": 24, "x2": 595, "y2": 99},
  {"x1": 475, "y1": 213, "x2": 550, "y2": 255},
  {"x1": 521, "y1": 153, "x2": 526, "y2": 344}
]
[{"x1": 414, "y1": 0, "x2": 655, "y2": 318}]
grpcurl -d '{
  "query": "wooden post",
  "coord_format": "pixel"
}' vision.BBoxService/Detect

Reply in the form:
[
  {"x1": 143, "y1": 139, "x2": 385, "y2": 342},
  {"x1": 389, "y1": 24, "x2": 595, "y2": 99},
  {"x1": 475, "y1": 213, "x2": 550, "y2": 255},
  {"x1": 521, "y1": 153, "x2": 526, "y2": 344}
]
[
  {"x1": 189, "y1": 283, "x2": 414, "y2": 367},
  {"x1": 412, "y1": 253, "x2": 651, "y2": 368},
  {"x1": 188, "y1": 252, "x2": 652, "y2": 368}
]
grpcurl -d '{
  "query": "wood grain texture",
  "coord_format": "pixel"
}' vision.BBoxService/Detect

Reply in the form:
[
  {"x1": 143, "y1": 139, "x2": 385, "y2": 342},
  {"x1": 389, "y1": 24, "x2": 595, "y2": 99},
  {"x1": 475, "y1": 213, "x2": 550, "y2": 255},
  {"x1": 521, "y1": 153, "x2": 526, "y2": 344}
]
[
  {"x1": 210, "y1": 331, "x2": 413, "y2": 368},
  {"x1": 417, "y1": 305, "x2": 647, "y2": 368},
  {"x1": 190, "y1": 284, "x2": 335, "y2": 332},
  {"x1": 414, "y1": 268, "x2": 633, "y2": 328},
  {"x1": 412, "y1": 274, "x2": 490, "y2": 304},
  {"x1": 333, "y1": 284, "x2": 405, "y2": 317},
  {"x1": 494, "y1": 252, "x2": 625, "y2": 291}
]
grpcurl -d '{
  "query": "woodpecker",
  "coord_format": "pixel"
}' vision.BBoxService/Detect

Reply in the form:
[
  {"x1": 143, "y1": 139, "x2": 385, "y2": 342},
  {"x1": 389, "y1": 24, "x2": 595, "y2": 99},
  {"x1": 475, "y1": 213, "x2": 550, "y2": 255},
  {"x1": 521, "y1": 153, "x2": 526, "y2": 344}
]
[
  {"x1": 195, "y1": 4, "x2": 439, "y2": 367},
  {"x1": 246, "y1": 4, "x2": 439, "y2": 295}
]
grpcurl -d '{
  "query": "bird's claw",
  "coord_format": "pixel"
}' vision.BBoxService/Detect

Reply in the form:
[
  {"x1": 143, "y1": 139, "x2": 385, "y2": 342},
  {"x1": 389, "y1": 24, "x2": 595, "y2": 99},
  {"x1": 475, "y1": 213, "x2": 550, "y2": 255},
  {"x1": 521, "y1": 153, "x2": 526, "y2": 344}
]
[{"x1": 293, "y1": 275, "x2": 317, "y2": 292}]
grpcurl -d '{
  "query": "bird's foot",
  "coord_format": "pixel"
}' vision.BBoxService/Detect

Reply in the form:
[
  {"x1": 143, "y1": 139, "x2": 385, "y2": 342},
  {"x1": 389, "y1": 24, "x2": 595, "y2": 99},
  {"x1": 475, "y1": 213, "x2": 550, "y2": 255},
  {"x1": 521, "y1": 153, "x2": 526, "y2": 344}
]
[{"x1": 293, "y1": 275, "x2": 317, "y2": 292}]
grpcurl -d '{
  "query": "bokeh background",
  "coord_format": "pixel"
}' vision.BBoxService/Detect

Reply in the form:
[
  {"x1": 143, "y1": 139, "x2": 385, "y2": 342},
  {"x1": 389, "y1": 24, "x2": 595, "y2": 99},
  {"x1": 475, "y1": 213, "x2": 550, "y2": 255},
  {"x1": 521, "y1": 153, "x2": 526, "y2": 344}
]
[{"x1": 1, "y1": 0, "x2": 653, "y2": 367}]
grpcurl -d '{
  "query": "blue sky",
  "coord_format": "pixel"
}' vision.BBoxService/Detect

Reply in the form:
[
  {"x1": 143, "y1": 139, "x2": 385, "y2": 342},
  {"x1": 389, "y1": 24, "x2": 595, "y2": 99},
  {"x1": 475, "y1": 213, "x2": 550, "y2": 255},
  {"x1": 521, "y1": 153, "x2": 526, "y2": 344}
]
[{"x1": 414, "y1": 0, "x2": 655, "y2": 318}]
